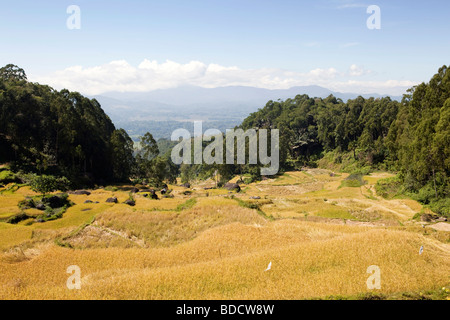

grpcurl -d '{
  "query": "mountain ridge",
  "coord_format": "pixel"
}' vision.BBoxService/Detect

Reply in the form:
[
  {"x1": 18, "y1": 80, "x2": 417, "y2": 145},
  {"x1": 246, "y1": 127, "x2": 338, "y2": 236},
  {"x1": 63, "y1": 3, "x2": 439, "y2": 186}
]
[{"x1": 91, "y1": 85, "x2": 405, "y2": 139}]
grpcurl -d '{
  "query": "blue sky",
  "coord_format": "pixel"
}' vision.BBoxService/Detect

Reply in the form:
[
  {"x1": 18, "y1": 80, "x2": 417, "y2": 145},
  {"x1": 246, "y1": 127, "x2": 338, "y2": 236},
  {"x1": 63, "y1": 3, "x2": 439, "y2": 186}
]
[{"x1": 1, "y1": 0, "x2": 449, "y2": 95}]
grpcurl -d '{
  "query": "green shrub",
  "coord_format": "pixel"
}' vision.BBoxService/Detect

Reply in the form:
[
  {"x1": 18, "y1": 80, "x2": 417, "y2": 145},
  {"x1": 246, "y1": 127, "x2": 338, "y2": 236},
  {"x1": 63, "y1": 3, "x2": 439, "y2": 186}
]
[
  {"x1": 429, "y1": 198, "x2": 450, "y2": 217},
  {"x1": 7, "y1": 212, "x2": 30, "y2": 224},
  {"x1": 339, "y1": 173, "x2": 366, "y2": 188},
  {"x1": 0, "y1": 170, "x2": 19, "y2": 184},
  {"x1": 414, "y1": 184, "x2": 437, "y2": 205},
  {"x1": 175, "y1": 198, "x2": 197, "y2": 211},
  {"x1": 18, "y1": 198, "x2": 35, "y2": 209},
  {"x1": 350, "y1": 167, "x2": 372, "y2": 176},
  {"x1": 29, "y1": 175, "x2": 70, "y2": 195},
  {"x1": 375, "y1": 176, "x2": 403, "y2": 199}
]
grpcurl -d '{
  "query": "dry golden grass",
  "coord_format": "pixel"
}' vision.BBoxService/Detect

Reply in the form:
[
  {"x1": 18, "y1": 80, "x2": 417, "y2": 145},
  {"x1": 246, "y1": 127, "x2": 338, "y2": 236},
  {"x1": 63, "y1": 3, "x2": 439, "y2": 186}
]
[
  {"x1": 82, "y1": 197, "x2": 266, "y2": 249},
  {"x1": 0, "y1": 222, "x2": 448, "y2": 300},
  {"x1": 0, "y1": 223, "x2": 33, "y2": 250},
  {"x1": 0, "y1": 170, "x2": 448, "y2": 300},
  {"x1": 247, "y1": 171, "x2": 421, "y2": 224},
  {"x1": 0, "y1": 193, "x2": 24, "y2": 219}
]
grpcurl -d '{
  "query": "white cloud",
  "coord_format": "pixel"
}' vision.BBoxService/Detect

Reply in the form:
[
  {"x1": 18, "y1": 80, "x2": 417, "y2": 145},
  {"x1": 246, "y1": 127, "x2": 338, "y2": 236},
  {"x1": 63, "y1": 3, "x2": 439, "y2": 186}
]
[
  {"x1": 328, "y1": 80, "x2": 417, "y2": 95},
  {"x1": 30, "y1": 59, "x2": 416, "y2": 96},
  {"x1": 348, "y1": 64, "x2": 371, "y2": 77}
]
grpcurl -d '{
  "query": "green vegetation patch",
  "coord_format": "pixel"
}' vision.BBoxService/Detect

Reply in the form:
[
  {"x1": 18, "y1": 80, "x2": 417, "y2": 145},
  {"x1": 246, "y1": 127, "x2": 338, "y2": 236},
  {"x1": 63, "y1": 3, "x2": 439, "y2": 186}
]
[
  {"x1": 339, "y1": 173, "x2": 367, "y2": 189},
  {"x1": 233, "y1": 197, "x2": 274, "y2": 221},
  {"x1": 0, "y1": 170, "x2": 19, "y2": 184},
  {"x1": 16, "y1": 193, "x2": 73, "y2": 224},
  {"x1": 375, "y1": 176, "x2": 403, "y2": 199},
  {"x1": 175, "y1": 198, "x2": 197, "y2": 212}
]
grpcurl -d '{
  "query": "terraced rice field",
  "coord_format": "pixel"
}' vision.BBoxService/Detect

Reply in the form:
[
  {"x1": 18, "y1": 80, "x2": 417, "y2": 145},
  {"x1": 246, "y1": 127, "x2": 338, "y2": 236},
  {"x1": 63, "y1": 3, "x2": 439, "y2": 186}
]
[{"x1": 0, "y1": 169, "x2": 449, "y2": 300}]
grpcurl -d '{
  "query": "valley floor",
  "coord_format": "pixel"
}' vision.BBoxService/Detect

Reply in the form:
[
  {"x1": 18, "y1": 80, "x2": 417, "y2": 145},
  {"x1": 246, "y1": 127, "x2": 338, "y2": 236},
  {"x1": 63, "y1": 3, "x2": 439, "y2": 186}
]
[{"x1": 0, "y1": 169, "x2": 449, "y2": 300}]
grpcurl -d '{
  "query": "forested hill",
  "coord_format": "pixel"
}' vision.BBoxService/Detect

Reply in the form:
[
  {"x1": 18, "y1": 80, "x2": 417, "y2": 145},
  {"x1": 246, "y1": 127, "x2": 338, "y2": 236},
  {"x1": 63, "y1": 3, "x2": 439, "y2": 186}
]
[
  {"x1": 0, "y1": 63, "x2": 448, "y2": 215},
  {"x1": 0, "y1": 64, "x2": 135, "y2": 184},
  {"x1": 241, "y1": 65, "x2": 449, "y2": 214}
]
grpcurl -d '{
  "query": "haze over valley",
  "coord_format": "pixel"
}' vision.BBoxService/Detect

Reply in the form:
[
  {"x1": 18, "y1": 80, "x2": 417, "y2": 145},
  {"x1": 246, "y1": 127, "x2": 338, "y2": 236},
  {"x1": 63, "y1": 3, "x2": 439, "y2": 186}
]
[{"x1": 94, "y1": 85, "x2": 403, "y2": 140}]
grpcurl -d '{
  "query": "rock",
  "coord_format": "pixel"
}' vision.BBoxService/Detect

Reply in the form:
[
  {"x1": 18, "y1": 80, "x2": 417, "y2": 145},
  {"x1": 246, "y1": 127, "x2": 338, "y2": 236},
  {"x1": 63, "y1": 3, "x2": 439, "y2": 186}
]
[
  {"x1": 421, "y1": 214, "x2": 433, "y2": 222},
  {"x1": 84, "y1": 200, "x2": 94, "y2": 204},
  {"x1": 106, "y1": 197, "x2": 118, "y2": 203},
  {"x1": 224, "y1": 183, "x2": 241, "y2": 192},
  {"x1": 124, "y1": 200, "x2": 136, "y2": 206},
  {"x1": 150, "y1": 193, "x2": 159, "y2": 200},
  {"x1": 70, "y1": 190, "x2": 91, "y2": 196},
  {"x1": 161, "y1": 188, "x2": 167, "y2": 195},
  {"x1": 43, "y1": 195, "x2": 65, "y2": 209},
  {"x1": 35, "y1": 218, "x2": 44, "y2": 223},
  {"x1": 142, "y1": 191, "x2": 158, "y2": 199},
  {"x1": 437, "y1": 217, "x2": 448, "y2": 222},
  {"x1": 140, "y1": 189, "x2": 155, "y2": 193},
  {"x1": 130, "y1": 187, "x2": 140, "y2": 193},
  {"x1": 36, "y1": 203, "x2": 46, "y2": 211},
  {"x1": 250, "y1": 196, "x2": 261, "y2": 200},
  {"x1": 181, "y1": 183, "x2": 191, "y2": 189}
]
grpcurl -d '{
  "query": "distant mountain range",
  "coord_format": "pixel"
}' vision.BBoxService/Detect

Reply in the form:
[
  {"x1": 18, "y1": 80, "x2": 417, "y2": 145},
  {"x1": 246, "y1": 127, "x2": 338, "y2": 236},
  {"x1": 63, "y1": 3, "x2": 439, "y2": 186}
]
[{"x1": 91, "y1": 85, "x2": 404, "y2": 140}]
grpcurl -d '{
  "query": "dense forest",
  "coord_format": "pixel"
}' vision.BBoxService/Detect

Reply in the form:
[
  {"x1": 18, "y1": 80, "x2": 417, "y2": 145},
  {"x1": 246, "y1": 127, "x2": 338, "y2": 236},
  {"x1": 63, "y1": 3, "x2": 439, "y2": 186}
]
[
  {"x1": 0, "y1": 64, "x2": 448, "y2": 215},
  {"x1": 181, "y1": 65, "x2": 449, "y2": 215},
  {"x1": 237, "y1": 65, "x2": 449, "y2": 214},
  {"x1": 0, "y1": 64, "x2": 175, "y2": 187}
]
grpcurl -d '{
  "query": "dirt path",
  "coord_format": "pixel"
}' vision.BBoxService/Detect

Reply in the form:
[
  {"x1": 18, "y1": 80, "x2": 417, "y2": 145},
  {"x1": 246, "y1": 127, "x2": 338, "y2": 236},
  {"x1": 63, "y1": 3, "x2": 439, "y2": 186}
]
[{"x1": 429, "y1": 223, "x2": 450, "y2": 232}]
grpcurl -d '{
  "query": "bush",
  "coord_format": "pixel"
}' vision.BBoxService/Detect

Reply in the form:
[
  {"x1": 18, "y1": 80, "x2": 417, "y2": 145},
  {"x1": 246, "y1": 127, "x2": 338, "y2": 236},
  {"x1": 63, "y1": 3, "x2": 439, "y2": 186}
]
[
  {"x1": 41, "y1": 205, "x2": 68, "y2": 222},
  {"x1": 350, "y1": 167, "x2": 372, "y2": 176},
  {"x1": 7, "y1": 212, "x2": 30, "y2": 224},
  {"x1": 18, "y1": 198, "x2": 35, "y2": 209},
  {"x1": 29, "y1": 175, "x2": 70, "y2": 195},
  {"x1": 243, "y1": 178, "x2": 254, "y2": 184},
  {"x1": 414, "y1": 185, "x2": 437, "y2": 205},
  {"x1": 17, "y1": 193, "x2": 72, "y2": 224},
  {"x1": 41, "y1": 193, "x2": 70, "y2": 208},
  {"x1": 339, "y1": 173, "x2": 366, "y2": 188},
  {"x1": 429, "y1": 198, "x2": 450, "y2": 217},
  {"x1": 0, "y1": 170, "x2": 19, "y2": 184},
  {"x1": 375, "y1": 176, "x2": 403, "y2": 199}
]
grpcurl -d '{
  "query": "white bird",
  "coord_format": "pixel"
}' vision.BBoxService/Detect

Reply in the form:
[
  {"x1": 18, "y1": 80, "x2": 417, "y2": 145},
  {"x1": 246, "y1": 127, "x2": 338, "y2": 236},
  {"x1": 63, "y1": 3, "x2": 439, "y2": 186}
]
[
  {"x1": 265, "y1": 262, "x2": 272, "y2": 272},
  {"x1": 419, "y1": 246, "x2": 424, "y2": 255}
]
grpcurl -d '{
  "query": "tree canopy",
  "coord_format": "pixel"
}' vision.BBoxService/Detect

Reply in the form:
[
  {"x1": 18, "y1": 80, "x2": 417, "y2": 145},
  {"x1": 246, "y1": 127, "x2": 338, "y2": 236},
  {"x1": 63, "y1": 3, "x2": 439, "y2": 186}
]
[{"x1": 0, "y1": 64, "x2": 134, "y2": 185}]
